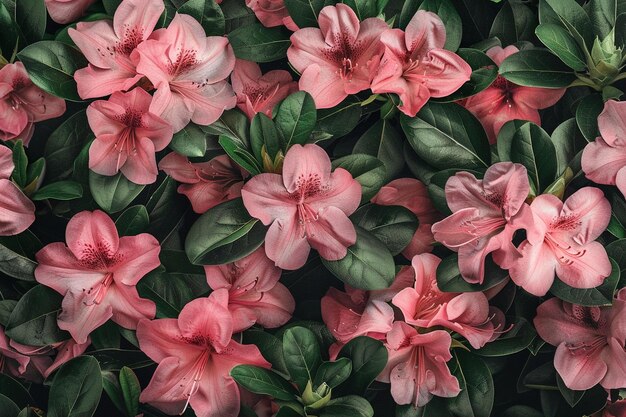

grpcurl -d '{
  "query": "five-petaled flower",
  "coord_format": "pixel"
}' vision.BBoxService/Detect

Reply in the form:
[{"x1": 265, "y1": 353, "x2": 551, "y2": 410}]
[
  {"x1": 34, "y1": 210, "x2": 160, "y2": 344},
  {"x1": 241, "y1": 143, "x2": 361, "y2": 270}
]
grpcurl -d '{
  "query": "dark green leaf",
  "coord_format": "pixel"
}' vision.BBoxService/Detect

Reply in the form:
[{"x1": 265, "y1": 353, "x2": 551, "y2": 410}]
[
  {"x1": 119, "y1": 367, "x2": 141, "y2": 417},
  {"x1": 230, "y1": 365, "x2": 298, "y2": 401},
  {"x1": 473, "y1": 317, "x2": 537, "y2": 357},
  {"x1": 499, "y1": 48, "x2": 577, "y2": 88},
  {"x1": 551, "y1": 118, "x2": 585, "y2": 176},
  {"x1": 0, "y1": 300, "x2": 17, "y2": 326},
  {"x1": 317, "y1": 96, "x2": 361, "y2": 138},
  {"x1": 10, "y1": 141, "x2": 27, "y2": 188},
  {"x1": 90, "y1": 320, "x2": 121, "y2": 350},
  {"x1": 437, "y1": 253, "x2": 509, "y2": 292},
  {"x1": 102, "y1": 371, "x2": 125, "y2": 417},
  {"x1": 15, "y1": 0, "x2": 45, "y2": 44},
  {"x1": 313, "y1": 358, "x2": 352, "y2": 389},
  {"x1": 550, "y1": 258, "x2": 620, "y2": 306},
  {"x1": 17, "y1": 41, "x2": 87, "y2": 101},
  {"x1": 447, "y1": 350, "x2": 494, "y2": 417},
  {"x1": 228, "y1": 23, "x2": 291, "y2": 62},
  {"x1": 45, "y1": 110, "x2": 92, "y2": 181},
  {"x1": 0, "y1": 374, "x2": 33, "y2": 409},
  {"x1": 336, "y1": 336, "x2": 388, "y2": 395},
  {"x1": 204, "y1": 109, "x2": 249, "y2": 146},
  {"x1": 169, "y1": 123, "x2": 208, "y2": 157},
  {"x1": 576, "y1": 93, "x2": 604, "y2": 141},
  {"x1": 501, "y1": 405, "x2": 544, "y2": 417},
  {"x1": 535, "y1": 24, "x2": 587, "y2": 71},
  {"x1": 219, "y1": 135, "x2": 262, "y2": 175},
  {"x1": 283, "y1": 326, "x2": 322, "y2": 391},
  {"x1": 319, "y1": 396, "x2": 374, "y2": 417},
  {"x1": 5, "y1": 285, "x2": 69, "y2": 346},
  {"x1": 251, "y1": 112, "x2": 281, "y2": 161},
  {"x1": 31, "y1": 181, "x2": 83, "y2": 201},
  {"x1": 353, "y1": 120, "x2": 404, "y2": 180},
  {"x1": 137, "y1": 269, "x2": 194, "y2": 318},
  {"x1": 275, "y1": 91, "x2": 317, "y2": 149},
  {"x1": 489, "y1": 1, "x2": 537, "y2": 44},
  {"x1": 115, "y1": 205, "x2": 149, "y2": 236},
  {"x1": 434, "y1": 48, "x2": 497, "y2": 102},
  {"x1": 401, "y1": 102, "x2": 490, "y2": 170},
  {"x1": 88, "y1": 349, "x2": 153, "y2": 371},
  {"x1": 185, "y1": 198, "x2": 267, "y2": 265},
  {"x1": 0, "y1": 2, "x2": 18, "y2": 62},
  {"x1": 89, "y1": 171, "x2": 145, "y2": 214},
  {"x1": 243, "y1": 329, "x2": 289, "y2": 376},
  {"x1": 556, "y1": 373, "x2": 584, "y2": 407},
  {"x1": 283, "y1": 0, "x2": 324, "y2": 27},
  {"x1": 48, "y1": 356, "x2": 103, "y2": 417},
  {"x1": 332, "y1": 154, "x2": 386, "y2": 202},
  {"x1": 145, "y1": 176, "x2": 188, "y2": 241},
  {"x1": 541, "y1": 0, "x2": 594, "y2": 47},
  {"x1": 351, "y1": 204, "x2": 418, "y2": 255},
  {"x1": 322, "y1": 227, "x2": 396, "y2": 290},
  {"x1": 178, "y1": 0, "x2": 225, "y2": 36},
  {"x1": 0, "y1": 394, "x2": 19, "y2": 417}
]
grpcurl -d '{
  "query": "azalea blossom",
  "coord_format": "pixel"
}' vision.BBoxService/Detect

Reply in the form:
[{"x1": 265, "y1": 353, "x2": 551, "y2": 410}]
[
  {"x1": 392, "y1": 254, "x2": 503, "y2": 349},
  {"x1": 582, "y1": 100, "x2": 626, "y2": 199},
  {"x1": 0, "y1": 146, "x2": 35, "y2": 235},
  {"x1": 431, "y1": 162, "x2": 539, "y2": 284},
  {"x1": 87, "y1": 88, "x2": 173, "y2": 185},
  {"x1": 461, "y1": 45, "x2": 566, "y2": 143},
  {"x1": 245, "y1": 0, "x2": 298, "y2": 31},
  {"x1": 509, "y1": 187, "x2": 612, "y2": 296},
  {"x1": 9, "y1": 336, "x2": 90, "y2": 379},
  {"x1": 0, "y1": 62, "x2": 66, "y2": 144},
  {"x1": 241, "y1": 144, "x2": 361, "y2": 269},
  {"x1": 204, "y1": 247, "x2": 295, "y2": 332},
  {"x1": 0, "y1": 327, "x2": 50, "y2": 383},
  {"x1": 68, "y1": 0, "x2": 164, "y2": 99},
  {"x1": 371, "y1": 178, "x2": 440, "y2": 258},
  {"x1": 159, "y1": 152, "x2": 246, "y2": 213},
  {"x1": 34, "y1": 210, "x2": 160, "y2": 344},
  {"x1": 138, "y1": 290, "x2": 270, "y2": 417},
  {"x1": 136, "y1": 13, "x2": 236, "y2": 132},
  {"x1": 287, "y1": 4, "x2": 387, "y2": 108},
  {"x1": 534, "y1": 290, "x2": 626, "y2": 390},
  {"x1": 45, "y1": 0, "x2": 96, "y2": 24},
  {"x1": 370, "y1": 11, "x2": 471, "y2": 117},
  {"x1": 378, "y1": 322, "x2": 460, "y2": 407},
  {"x1": 231, "y1": 59, "x2": 298, "y2": 119}
]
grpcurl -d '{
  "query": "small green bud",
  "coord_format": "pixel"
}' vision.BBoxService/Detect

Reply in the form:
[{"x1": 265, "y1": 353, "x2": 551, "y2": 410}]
[
  {"x1": 301, "y1": 381, "x2": 332, "y2": 410},
  {"x1": 589, "y1": 34, "x2": 623, "y2": 86}
]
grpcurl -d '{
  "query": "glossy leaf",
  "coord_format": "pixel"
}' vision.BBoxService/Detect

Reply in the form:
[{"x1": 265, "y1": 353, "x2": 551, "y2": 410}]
[
  {"x1": 282, "y1": 326, "x2": 322, "y2": 391},
  {"x1": 228, "y1": 23, "x2": 291, "y2": 62},
  {"x1": 275, "y1": 91, "x2": 317, "y2": 149},
  {"x1": 89, "y1": 171, "x2": 145, "y2": 214},
  {"x1": 48, "y1": 356, "x2": 103, "y2": 417},
  {"x1": 499, "y1": 49, "x2": 577, "y2": 88},
  {"x1": 178, "y1": 0, "x2": 225, "y2": 36},
  {"x1": 332, "y1": 154, "x2": 386, "y2": 202},
  {"x1": 351, "y1": 204, "x2": 418, "y2": 255},
  {"x1": 230, "y1": 365, "x2": 298, "y2": 401},
  {"x1": 336, "y1": 336, "x2": 388, "y2": 395},
  {"x1": 436, "y1": 253, "x2": 509, "y2": 293}
]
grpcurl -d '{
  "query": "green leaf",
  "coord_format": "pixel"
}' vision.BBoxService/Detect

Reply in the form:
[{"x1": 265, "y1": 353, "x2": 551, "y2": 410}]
[
  {"x1": 436, "y1": 253, "x2": 509, "y2": 293},
  {"x1": 576, "y1": 93, "x2": 604, "y2": 141},
  {"x1": 10, "y1": 141, "x2": 27, "y2": 188},
  {"x1": 351, "y1": 204, "x2": 418, "y2": 255},
  {"x1": 501, "y1": 405, "x2": 544, "y2": 417},
  {"x1": 145, "y1": 176, "x2": 189, "y2": 241},
  {"x1": 0, "y1": 374, "x2": 33, "y2": 409},
  {"x1": 230, "y1": 365, "x2": 298, "y2": 401},
  {"x1": 551, "y1": 118, "x2": 585, "y2": 176},
  {"x1": 88, "y1": 349, "x2": 153, "y2": 371},
  {"x1": 447, "y1": 350, "x2": 494, "y2": 417},
  {"x1": 353, "y1": 120, "x2": 404, "y2": 181},
  {"x1": 489, "y1": 0, "x2": 537, "y2": 44},
  {"x1": 0, "y1": 2, "x2": 18, "y2": 63},
  {"x1": 17, "y1": 41, "x2": 87, "y2": 101},
  {"x1": 119, "y1": 367, "x2": 141, "y2": 417},
  {"x1": 541, "y1": 0, "x2": 594, "y2": 47},
  {"x1": 313, "y1": 358, "x2": 352, "y2": 389},
  {"x1": 535, "y1": 24, "x2": 587, "y2": 71},
  {"x1": 283, "y1": 0, "x2": 324, "y2": 27},
  {"x1": 178, "y1": 0, "x2": 225, "y2": 35},
  {"x1": 434, "y1": 49, "x2": 498, "y2": 102},
  {"x1": 31, "y1": 180, "x2": 83, "y2": 201},
  {"x1": 498, "y1": 122, "x2": 558, "y2": 192},
  {"x1": 243, "y1": 329, "x2": 289, "y2": 376},
  {"x1": 48, "y1": 356, "x2": 103, "y2": 417},
  {"x1": 44, "y1": 110, "x2": 92, "y2": 181},
  {"x1": 89, "y1": 171, "x2": 145, "y2": 213},
  {"x1": 321, "y1": 226, "x2": 396, "y2": 290},
  {"x1": 228, "y1": 23, "x2": 291, "y2": 62},
  {"x1": 0, "y1": 300, "x2": 16, "y2": 326},
  {"x1": 418, "y1": 0, "x2": 462, "y2": 51},
  {"x1": 556, "y1": 373, "x2": 584, "y2": 408},
  {"x1": 550, "y1": 258, "x2": 620, "y2": 306},
  {"x1": 204, "y1": 109, "x2": 250, "y2": 146},
  {"x1": 401, "y1": 102, "x2": 490, "y2": 171},
  {"x1": 251, "y1": 112, "x2": 281, "y2": 161},
  {"x1": 91, "y1": 321, "x2": 121, "y2": 350},
  {"x1": 332, "y1": 154, "x2": 386, "y2": 202},
  {"x1": 169, "y1": 123, "x2": 208, "y2": 157},
  {"x1": 499, "y1": 48, "x2": 577, "y2": 88},
  {"x1": 5, "y1": 285, "x2": 69, "y2": 346},
  {"x1": 473, "y1": 317, "x2": 537, "y2": 357},
  {"x1": 336, "y1": 336, "x2": 388, "y2": 395},
  {"x1": 319, "y1": 396, "x2": 374, "y2": 417},
  {"x1": 102, "y1": 371, "x2": 125, "y2": 417},
  {"x1": 344, "y1": 0, "x2": 382, "y2": 20},
  {"x1": 15, "y1": 0, "x2": 45, "y2": 44},
  {"x1": 115, "y1": 205, "x2": 149, "y2": 236},
  {"x1": 317, "y1": 96, "x2": 361, "y2": 138},
  {"x1": 0, "y1": 394, "x2": 19, "y2": 417},
  {"x1": 283, "y1": 326, "x2": 322, "y2": 391},
  {"x1": 137, "y1": 268, "x2": 194, "y2": 318},
  {"x1": 0, "y1": 234, "x2": 38, "y2": 281},
  {"x1": 219, "y1": 135, "x2": 262, "y2": 175},
  {"x1": 185, "y1": 198, "x2": 267, "y2": 265},
  {"x1": 275, "y1": 91, "x2": 317, "y2": 149}
]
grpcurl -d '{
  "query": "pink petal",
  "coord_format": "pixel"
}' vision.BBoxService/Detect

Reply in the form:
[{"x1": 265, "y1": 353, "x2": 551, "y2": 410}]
[
  {"x1": 282, "y1": 144, "x2": 332, "y2": 193},
  {"x1": 65, "y1": 210, "x2": 120, "y2": 260},
  {"x1": 297, "y1": 63, "x2": 348, "y2": 109},
  {"x1": 192, "y1": 361, "x2": 241, "y2": 417},
  {"x1": 582, "y1": 136, "x2": 626, "y2": 187},
  {"x1": 509, "y1": 240, "x2": 556, "y2": 296},
  {"x1": 306, "y1": 206, "x2": 356, "y2": 261},
  {"x1": 558, "y1": 186, "x2": 611, "y2": 244},
  {"x1": 241, "y1": 173, "x2": 296, "y2": 226},
  {"x1": 139, "y1": 356, "x2": 198, "y2": 416},
  {"x1": 89, "y1": 134, "x2": 127, "y2": 176},
  {"x1": 420, "y1": 49, "x2": 472, "y2": 98},
  {"x1": 318, "y1": 4, "x2": 360, "y2": 47},
  {"x1": 600, "y1": 337, "x2": 626, "y2": 388},
  {"x1": 58, "y1": 289, "x2": 113, "y2": 344},
  {"x1": 405, "y1": 10, "x2": 446, "y2": 52},
  {"x1": 107, "y1": 284, "x2": 156, "y2": 329},
  {"x1": 0, "y1": 179, "x2": 35, "y2": 235},
  {"x1": 178, "y1": 290, "x2": 233, "y2": 351},
  {"x1": 554, "y1": 342, "x2": 606, "y2": 390},
  {"x1": 483, "y1": 162, "x2": 530, "y2": 220},
  {"x1": 159, "y1": 152, "x2": 200, "y2": 183},
  {"x1": 486, "y1": 45, "x2": 519, "y2": 66},
  {"x1": 231, "y1": 59, "x2": 262, "y2": 95},
  {"x1": 230, "y1": 283, "x2": 295, "y2": 331},
  {"x1": 137, "y1": 318, "x2": 195, "y2": 363},
  {"x1": 45, "y1": 0, "x2": 96, "y2": 24},
  {"x1": 112, "y1": 0, "x2": 163, "y2": 42},
  {"x1": 534, "y1": 298, "x2": 601, "y2": 347},
  {"x1": 555, "y1": 241, "x2": 612, "y2": 289},
  {"x1": 119, "y1": 136, "x2": 158, "y2": 184},
  {"x1": 68, "y1": 21, "x2": 118, "y2": 69},
  {"x1": 307, "y1": 168, "x2": 362, "y2": 216},
  {"x1": 597, "y1": 100, "x2": 626, "y2": 147},
  {"x1": 44, "y1": 338, "x2": 90, "y2": 378},
  {"x1": 74, "y1": 66, "x2": 143, "y2": 99},
  {"x1": 264, "y1": 215, "x2": 311, "y2": 270},
  {"x1": 512, "y1": 85, "x2": 565, "y2": 110}
]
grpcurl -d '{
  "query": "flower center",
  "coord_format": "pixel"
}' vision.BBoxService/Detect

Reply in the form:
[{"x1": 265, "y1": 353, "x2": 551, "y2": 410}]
[
  {"x1": 116, "y1": 25, "x2": 144, "y2": 56},
  {"x1": 79, "y1": 242, "x2": 123, "y2": 270},
  {"x1": 83, "y1": 272, "x2": 114, "y2": 306},
  {"x1": 544, "y1": 233, "x2": 587, "y2": 265},
  {"x1": 243, "y1": 82, "x2": 281, "y2": 111},
  {"x1": 168, "y1": 49, "x2": 198, "y2": 77},
  {"x1": 322, "y1": 34, "x2": 363, "y2": 80},
  {"x1": 492, "y1": 75, "x2": 514, "y2": 106}
]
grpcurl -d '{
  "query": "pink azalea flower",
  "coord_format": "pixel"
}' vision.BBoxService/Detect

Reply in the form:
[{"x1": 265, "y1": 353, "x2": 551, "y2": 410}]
[
  {"x1": 0, "y1": 327, "x2": 50, "y2": 383},
  {"x1": 0, "y1": 146, "x2": 35, "y2": 235},
  {"x1": 509, "y1": 187, "x2": 612, "y2": 296},
  {"x1": 245, "y1": 0, "x2": 298, "y2": 31},
  {"x1": 87, "y1": 88, "x2": 173, "y2": 185},
  {"x1": 159, "y1": 152, "x2": 246, "y2": 214},
  {"x1": 370, "y1": 11, "x2": 471, "y2": 117},
  {"x1": 287, "y1": 4, "x2": 387, "y2": 108},
  {"x1": 371, "y1": 178, "x2": 441, "y2": 258},
  {"x1": 231, "y1": 59, "x2": 298, "y2": 120},
  {"x1": 136, "y1": 13, "x2": 236, "y2": 133},
  {"x1": 461, "y1": 45, "x2": 566, "y2": 144},
  {"x1": 0, "y1": 62, "x2": 66, "y2": 144},
  {"x1": 34, "y1": 210, "x2": 160, "y2": 344},
  {"x1": 321, "y1": 271, "x2": 413, "y2": 358},
  {"x1": 582, "y1": 100, "x2": 626, "y2": 198},
  {"x1": 45, "y1": 0, "x2": 96, "y2": 24},
  {"x1": 8, "y1": 337, "x2": 90, "y2": 379},
  {"x1": 534, "y1": 290, "x2": 626, "y2": 391},
  {"x1": 378, "y1": 322, "x2": 460, "y2": 407},
  {"x1": 204, "y1": 247, "x2": 295, "y2": 332},
  {"x1": 431, "y1": 162, "x2": 540, "y2": 284},
  {"x1": 392, "y1": 254, "x2": 503, "y2": 349},
  {"x1": 137, "y1": 289, "x2": 271, "y2": 417},
  {"x1": 68, "y1": 0, "x2": 164, "y2": 99},
  {"x1": 241, "y1": 144, "x2": 361, "y2": 270}
]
